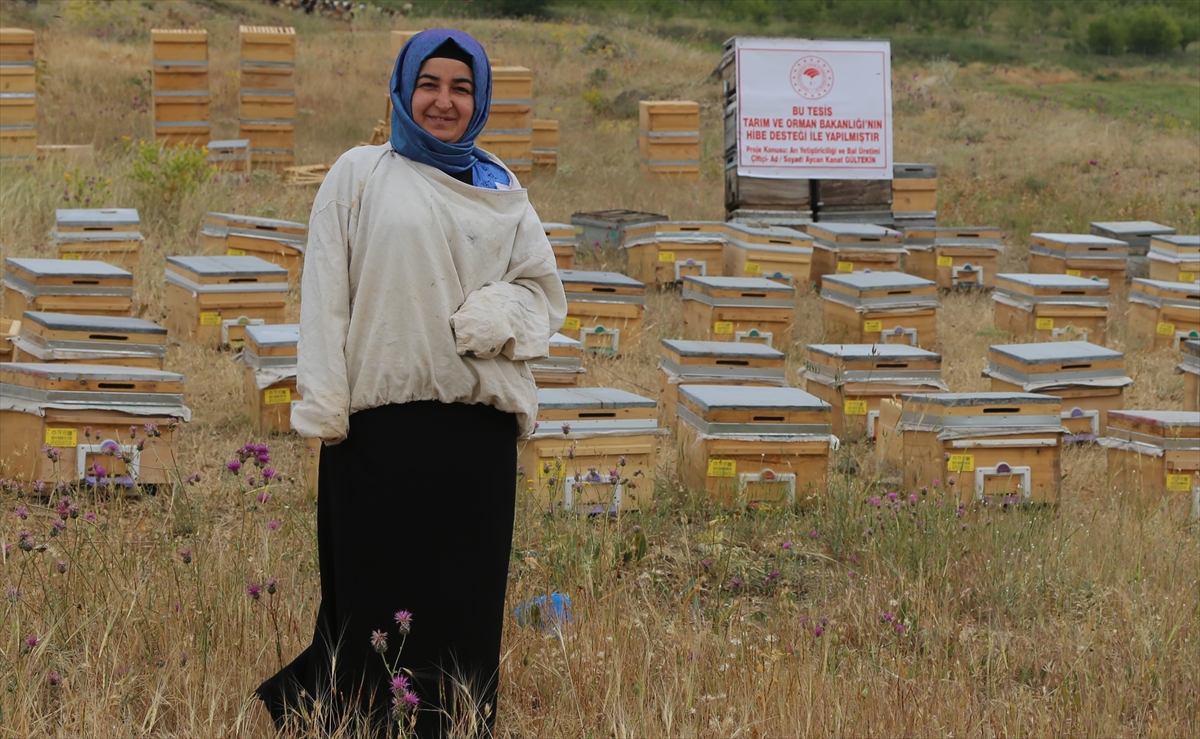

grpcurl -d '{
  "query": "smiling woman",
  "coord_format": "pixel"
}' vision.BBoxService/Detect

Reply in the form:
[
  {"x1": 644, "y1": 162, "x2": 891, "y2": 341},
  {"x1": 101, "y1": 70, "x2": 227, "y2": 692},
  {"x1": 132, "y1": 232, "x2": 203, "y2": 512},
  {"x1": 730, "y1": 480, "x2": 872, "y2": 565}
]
[{"x1": 412, "y1": 54, "x2": 476, "y2": 144}]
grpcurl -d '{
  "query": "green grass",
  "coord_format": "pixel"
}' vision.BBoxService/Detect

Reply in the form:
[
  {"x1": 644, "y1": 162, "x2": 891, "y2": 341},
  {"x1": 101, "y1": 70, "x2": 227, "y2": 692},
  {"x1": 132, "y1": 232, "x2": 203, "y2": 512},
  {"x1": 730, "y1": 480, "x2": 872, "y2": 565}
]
[{"x1": 996, "y1": 81, "x2": 1200, "y2": 132}]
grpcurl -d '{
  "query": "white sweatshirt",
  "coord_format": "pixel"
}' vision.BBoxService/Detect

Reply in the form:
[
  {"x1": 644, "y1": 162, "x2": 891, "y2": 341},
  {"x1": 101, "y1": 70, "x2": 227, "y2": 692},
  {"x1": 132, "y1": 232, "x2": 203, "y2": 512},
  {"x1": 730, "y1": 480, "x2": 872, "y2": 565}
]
[{"x1": 291, "y1": 144, "x2": 567, "y2": 443}]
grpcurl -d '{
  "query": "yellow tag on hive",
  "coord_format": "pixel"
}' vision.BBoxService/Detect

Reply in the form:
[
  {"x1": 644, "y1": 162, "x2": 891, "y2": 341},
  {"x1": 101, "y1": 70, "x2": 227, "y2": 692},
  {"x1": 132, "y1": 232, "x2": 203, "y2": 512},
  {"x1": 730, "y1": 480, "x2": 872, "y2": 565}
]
[
  {"x1": 844, "y1": 399, "x2": 868, "y2": 416},
  {"x1": 707, "y1": 459, "x2": 737, "y2": 477},
  {"x1": 836, "y1": 261, "x2": 854, "y2": 273},
  {"x1": 199, "y1": 312, "x2": 221, "y2": 326},
  {"x1": 226, "y1": 247, "x2": 247, "y2": 256},
  {"x1": 863, "y1": 320, "x2": 883, "y2": 332},
  {"x1": 936, "y1": 255, "x2": 953, "y2": 268},
  {"x1": 60, "y1": 253, "x2": 84, "y2": 260},
  {"x1": 658, "y1": 251, "x2": 676, "y2": 263},
  {"x1": 45, "y1": 428, "x2": 77, "y2": 447},
  {"x1": 713, "y1": 322, "x2": 734, "y2": 335},
  {"x1": 1156, "y1": 322, "x2": 1175, "y2": 336},
  {"x1": 947, "y1": 454, "x2": 975, "y2": 473},
  {"x1": 562, "y1": 317, "x2": 581, "y2": 331},
  {"x1": 1166, "y1": 475, "x2": 1193, "y2": 492},
  {"x1": 1035, "y1": 317, "x2": 1054, "y2": 330},
  {"x1": 1179, "y1": 272, "x2": 1195, "y2": 283},
  {"x1": 537, "y1": 460, "x2": 563, "y2": 479},
  {"x1": 744, "y1": 262, "x2": 761, "y2": 275},
  {"x1": 1065, "y1": 269, "x2": 1081, "y2": 278},
  {"x1": 263, "y1": 388, "x2": 292, "y2": 405}
]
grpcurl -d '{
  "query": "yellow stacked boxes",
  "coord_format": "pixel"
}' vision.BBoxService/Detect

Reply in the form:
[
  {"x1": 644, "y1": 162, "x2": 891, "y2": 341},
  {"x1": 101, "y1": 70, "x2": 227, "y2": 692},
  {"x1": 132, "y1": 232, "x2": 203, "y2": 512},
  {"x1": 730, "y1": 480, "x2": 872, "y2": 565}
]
[
  {"x1": 239, "y1": 26, "x2": 296, "y2": 167},
  {"x1": 52, "y1": 208, "x2": 144, "y2": 273},
  {"x1": 532, "y1": 119, "x2": 558, "y2": 171},
  {"x1": 0, "y1": 28, "x2": 36, "y2": 161},
  {"x1": 207, "y1": 139, "x2": 251, "y2": 174},
  {"x1": 151, "y1": 29, "x2": 209, "y2": 148},
  {"x1": 480, "y1": 66, "x2": 533, "y2": 177},
  {"x1": 639, "y1": 100, "x2": 699, "y2": 181}
]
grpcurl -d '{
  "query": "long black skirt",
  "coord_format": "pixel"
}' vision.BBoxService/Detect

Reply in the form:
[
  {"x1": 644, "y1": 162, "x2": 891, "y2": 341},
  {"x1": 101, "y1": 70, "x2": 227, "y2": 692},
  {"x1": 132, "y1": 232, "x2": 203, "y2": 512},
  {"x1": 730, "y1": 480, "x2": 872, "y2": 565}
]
[{"x1": 256, "y1": 401, "x2": 518, "y2": 738}]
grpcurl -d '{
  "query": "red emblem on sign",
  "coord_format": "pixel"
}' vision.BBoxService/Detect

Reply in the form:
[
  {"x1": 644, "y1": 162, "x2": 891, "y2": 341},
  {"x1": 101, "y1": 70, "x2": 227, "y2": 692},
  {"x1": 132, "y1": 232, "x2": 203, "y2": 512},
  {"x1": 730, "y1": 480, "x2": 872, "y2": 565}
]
[{"x1": 791, "y1": 56, "x2": 834, "y2": 100}]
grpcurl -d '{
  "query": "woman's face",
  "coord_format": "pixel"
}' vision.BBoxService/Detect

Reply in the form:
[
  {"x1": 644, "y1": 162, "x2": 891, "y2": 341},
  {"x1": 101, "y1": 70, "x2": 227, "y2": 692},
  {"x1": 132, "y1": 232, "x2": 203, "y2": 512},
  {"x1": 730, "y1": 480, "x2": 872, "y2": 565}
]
[{"x1": 411, "y1": 57, "x2": 475, "y2": 144}]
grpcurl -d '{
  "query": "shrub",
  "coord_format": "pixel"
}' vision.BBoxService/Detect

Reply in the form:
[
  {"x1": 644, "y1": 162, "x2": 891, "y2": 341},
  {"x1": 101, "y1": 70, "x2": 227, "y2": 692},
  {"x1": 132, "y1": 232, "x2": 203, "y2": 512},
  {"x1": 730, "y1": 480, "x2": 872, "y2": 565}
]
[
  {"x1": 1086, "y1": 15, "x2": 1124, "y2": 55},
  {"x1": 1124, "y1": 6, "x2": 1182, "y2": 55},
  {"x1": 129, "y1": 140, "x2": 212, "y2": 213}
]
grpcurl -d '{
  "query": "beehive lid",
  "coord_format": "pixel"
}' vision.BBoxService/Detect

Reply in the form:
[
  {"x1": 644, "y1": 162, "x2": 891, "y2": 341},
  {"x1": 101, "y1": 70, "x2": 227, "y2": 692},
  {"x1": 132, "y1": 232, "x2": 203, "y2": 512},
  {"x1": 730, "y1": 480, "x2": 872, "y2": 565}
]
[
  {"x1": 682, "y1": 275, "x2": 794, "y2": 295},
  {"x1": 806, "y1": 222, "x2": 903, "y2": 244},
  {"x1": 903, "y1": 226, "x2": 1002, "y2": 248},
  {"x1": 1089, "y1": 221, "x2": 1174, "y2": 238},
  {"x1": 680, "y1": 385, "x2": 828, "y2": 412},
  {"x1": 900, "y1": 391, "x2": 1059, "y2": 407},
  {"x1": 1106, "y1": 411, "x2": 1200, "y2": 447},
  {"x1": 570, "y1": 210, "x2": 669, "y2": 227},
  {"x1": 662, "y1": 339, "x2": 784, "y2": 360},
  {"x1": 207, "y1": 139, "x2": 250, "y2": 150},
  {"x1": 534, "y1": 387, "x2": 658, "y2": 433},
  {"x1": 655, "y1": 221, "x2": 726, "y2": 235},
  {"x1": 987, "y1": 341, "x2": 1128, "y2": 387},
  {"x1": 6, "y1": 258, "x2": 132, "y2": 280},
  {"x1": 677, "y1": 386, "x2": 832, "y2": 436},
  {"x1": 804, "y1": 343, "x2": 944, "y2": 386},
  {"x1": 992, "y1": 341, "x2": 1119, "y2": 365},
  {"x1": 56, "y1": 208, "x2": 140, "y2": 229},
  {"x1": 1129, "y1": 278, "x2": 1200, "y2": 306},
  {"x1": 21, "y1": 311, "x2": 165, "y2": 336},
  {"x1": 204, "y1": 211, "x2": 305, "y2": 235},
  {"x1": 821, "y1": 271, "x2": 939, "y2": 310},
  {"x1": 166, "y1": 255, "x2": 288, "y2": 279},
  {"x1": 806, "y1": 343, "x2": 940, "y2": 362},
  {"x1": 558, "y1": 270, "x2": 645, "y2": 290},
  {"x1": 1150, "y1": 235, "x2": 1200, "y2": 251},
  {"x1": 822, "y1": 271, "x2": 935, "y2": 292},
  {"x1": 244, "y1": 323, "x2": 298, "y2": 348},
  {"x1": 893, "y1": 162, "x2": 936, "y2": 178},
  {"x1": 0, "y1": 362, "x2": 187, "y2": 416},
  {"x1": 1032, "y1": 233, "x2": 1127, "y2": 248},
  {"x1": 994, "y1": 273, "x2": 1110, "y2": 299},
  {"x1": 896, "y1": 392, "x2": 1064, "y2": 434},
  {"x1": 537, "y1": 387, "x2": 655, "y2": 410},
  {"x1": 722, "y1": 221, "x2": 813, "y2": 248}
]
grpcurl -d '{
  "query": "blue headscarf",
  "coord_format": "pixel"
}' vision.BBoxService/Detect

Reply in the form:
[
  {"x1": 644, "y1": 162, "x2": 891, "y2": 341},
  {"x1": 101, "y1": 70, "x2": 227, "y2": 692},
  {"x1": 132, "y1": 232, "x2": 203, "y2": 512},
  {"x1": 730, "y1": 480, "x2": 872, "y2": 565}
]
[{"x1": 389, "y1": 29, "x2": 511, "y2": 189}]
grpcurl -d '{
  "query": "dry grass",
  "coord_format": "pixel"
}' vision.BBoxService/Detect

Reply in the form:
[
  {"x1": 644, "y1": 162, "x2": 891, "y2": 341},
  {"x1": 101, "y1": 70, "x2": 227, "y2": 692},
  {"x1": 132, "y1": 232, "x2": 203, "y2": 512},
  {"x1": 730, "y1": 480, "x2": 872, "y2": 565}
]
[{"x1": 1, "y1": 1, "x2": 1198, "y2": 737}]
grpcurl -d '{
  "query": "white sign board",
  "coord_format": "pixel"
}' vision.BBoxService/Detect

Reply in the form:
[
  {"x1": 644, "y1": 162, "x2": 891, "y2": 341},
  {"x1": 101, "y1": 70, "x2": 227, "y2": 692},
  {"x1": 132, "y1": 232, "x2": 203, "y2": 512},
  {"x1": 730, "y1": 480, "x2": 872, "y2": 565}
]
[{"x1": 736, "y1": 38, "x2": 892, "y2": 180}]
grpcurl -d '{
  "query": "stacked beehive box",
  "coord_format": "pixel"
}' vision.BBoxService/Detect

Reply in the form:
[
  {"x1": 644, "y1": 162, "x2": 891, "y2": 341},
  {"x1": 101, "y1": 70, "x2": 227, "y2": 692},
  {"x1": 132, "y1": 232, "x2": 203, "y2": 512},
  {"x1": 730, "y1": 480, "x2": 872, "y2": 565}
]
[
  {"x1": 239, "y1": 26, "x2": 296, "y2": 167},
  {"x1": 570, "y1": 209, "x2": 668, "y2": 252},
  {"x1": 813, "y1": 178, "x2": 892, "y2": 225},
  {"x1": 1101, "y1": 411, "x2": 1199, "y2": 515},
  {"x1": 239, "y1": 323, "x2": 299, "y2": 433},
  {"x1": 0, "y1": 28, "x2": 36, "y2": 161},
  {"x1": 164, "y1": 255, "x2": 288, "y2": 346},
  {"x1": 518, "y1": 387, "x2": 663, "y2": 514},
  {"x1": 639, "y1": 100, "x2": 699, "y2": 181},
  {"x1": 658, "y1": 340, "x2": 788, "y2": 428},
  {"x1": 821, "y1": 272, "x2": 940, "y2": 350},
  {"x1": 626, "y1": 222, "x2": 726, "y2": 288},
  {"x1": 2, "y1": 259, "x2": 133, "y2": 319},
  {"x1": 390, "y1": 30, "x2": 420, "y2": 57},
  {"x1": 721, "y1": 222, "x2": 814, "y2": 290},
  {"x1": 207, "y1": 139, "x2": 251, "y2": 174},
  {"x1": 891, "y1": 163, "x2": 937, "y2": 229},
  {"x1": 1127, "y1": 278, "x2": 1200, "y2": 350},
  {"x1": 983, "y1": 341, "x2": 1131, "y2": 442},
  {"x1": 903, "y1": 226, "x2": 1002, "y2": 290},
  {"x1": 52, "y1": 208, "x2": 144, "y2": 272},
  {"x1": 1090, "y1": 221, "x2": 1175, "y2": 279},
  {"x1": 151, "y1": 29, "x2": 209, "y2": 148},
  {"x1": 992, "y1": 273, "x2": 1110, "y2": 345},
  {"x1": 0, "y1": 318, "x2": 18, "y2": 361},
  {"x1": 529, "y1": 333, "x2": 585, "y2": 388},
  {"x1": 201, "y1": 211, "x2": 307, "y2": 282},
  {"x1": 1029, "y1": 233, "x2": 1129, "y2": 284},
  {"x1": 1180, "y1": 340, "x2": 1200, "y2": 412},
  {"x1": 542, "y1": 222, "x2": 575, "y2": 270},
  {"x1": 682, "y1": 276, "x2": 795, "y2": 347},
  {"x1": 11, "y1": 312, "x2": 167, "y2": 369},
  {"x1": 807, "y1": 222, "x2": 907, "y2": 289},
  {"x1": 532, "y1": 119, "x2": 558, "y2": 172},
  {"x1": 480, "y1": 66, "x2": 532, "y2": 177},
  {"x1": 558, "y1": 269, "x2": 646, "y2": 355},
  {"x1": 1147, "y1": 235, "x2": 1198, "y2": 284}
]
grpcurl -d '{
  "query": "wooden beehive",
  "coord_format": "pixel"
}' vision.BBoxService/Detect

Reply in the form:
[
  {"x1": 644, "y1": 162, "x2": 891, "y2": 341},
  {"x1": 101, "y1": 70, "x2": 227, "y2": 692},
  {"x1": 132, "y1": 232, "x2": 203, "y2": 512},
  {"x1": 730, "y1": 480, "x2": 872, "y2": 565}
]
[
  {"x1": 802, "y1": 343, "x2": 947, "y2": 439},
  {"x1": 241, "y1": 323, "x2": 299, "y2": 433},
  {"x1": 529, "y1": 332, "x2": 585, "y2": 388},
  {"x1": 626, "y1": 221, "x2": 726, "y2": 288},
  {"x1": 2, "y1": 258, "x2": 132, "y2": 319},
  {"x1": 481, "y1": 66, "x2": 533, "y2": 176},
  {"x1": 821, "y1": 271, "x2": 939, "y2": 350},
  {"x1": 1128, "y1": 278, "x2": 1200, "y2": 350},
  {"x1": 1090, "y1": 220, "x2": 1175, "y2": 279},
  {"x1": 1180, "y1": 339, "x2": 1200, "y2": 413},
  {"x1": 0, "y1": 28, "x2": 36, "y2": 64},
  {"x1": 993, "y1": 273, "x2": 1110, "y2": 346},
  {"x1": 677, "y1": 385, "x2": 832, "y2": 508},
  {"x1": 238, "y1": 121, "x2": 294, "y2": 166},
  {"x1": 542, "y1": 222, "x2": 575, "y2": 270},
  {"x1": 239, "y1": 26, "x2": 295, "y2": 167},
  {"x1": 723, "y1": 152, "x2": 812, "y2": 220},
  {"x1": 1029, "y1": 233, "x2": 1129, "y2": 284},
  {"x1": 902, "y1": 226, "x2": 1003, "y2": 289},
  {"x1": 891, "y1": 162, "x2": 937, "y2": 214},
  {"x1": 240, "y1": 25, "x2": 295, "y2": 62},
  {"x1": 813, "y1": 178, "x2": 893, "y2": 226},
  {"x1": 0, "y1": 316, "x2": 19, "y2": 361},
  {"x1": 570, "y1": 209, "x2": 668, "y2": 252},
  {"x1": 1147, "y1": 235, "x2": 1199, "y2": 284},
  {"x1": 152, "y1": 29, "x2": 209, "y2": 148},
  {"x1": 517, "y1": 387, "x2": 662, "y2": 513},
  {"x1": 1102, "y1": 410, "x2": 1199, "y2": 512},
  {"x1": 164, "y1": 256, "x2": 288, "y2": 346},
  {"x1": 682, "y1": 276, "x2": 794, "y2": 347},
  {"x1": 532, "y1": 119, "x2": 558, "y2": 171},
  {"x1": 984, "y1": 341, "x2": 1130, "y2": 442},
  {"x1": 807, "y1": 222, "x2": 906, "y2": 289},
  {"x1": 52, "y1": 208, "x2": 143, "y2": 271},
  {"x1": 202, "y1": 211, "x2": 307, "y2": 281},
  {"x1": 659, "y1": 339, "x2": 787, "y2": 429},
  {"x1": 0, "y1": 28, "x2": 35, "y2": 161},
  {"x1": 721, "y1": 221, "x2": 813, "y2": 290},
  {"x1": 206, "y1": 138, "x2": 250, "y2": 173},
  {"x1": 639, "y1": 100, "x2": 699, "y2": 180},
  {"x1": 390, "y1": 30, "x2": 421, "y2": 56},
  {"x1": 876, "y1": 392, "x2": 1065, "y2": 505},
  {"x1": 12, "y1": 312, "x2": 167, "y2": 369},
  {"x1": 558, "y1": 269, "x2": 645, "y2": 355},
  {"x1": 0, "y1": 362, "x2": 188, "y2": 487}
]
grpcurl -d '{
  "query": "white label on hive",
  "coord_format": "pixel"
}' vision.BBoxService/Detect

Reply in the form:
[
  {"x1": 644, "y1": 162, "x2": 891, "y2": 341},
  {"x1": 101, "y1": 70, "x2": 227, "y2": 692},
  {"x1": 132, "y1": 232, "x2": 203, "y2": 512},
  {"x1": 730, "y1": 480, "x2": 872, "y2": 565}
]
[
  {"x1": 263, "y1": 388, "x2": 292, "y2": 405},
  {"x1": 45, "y1": 428, "x2": 77, "y2": 447},
  {"x1": 707, "y1": 459, "x2": 737, "y2": 477}
]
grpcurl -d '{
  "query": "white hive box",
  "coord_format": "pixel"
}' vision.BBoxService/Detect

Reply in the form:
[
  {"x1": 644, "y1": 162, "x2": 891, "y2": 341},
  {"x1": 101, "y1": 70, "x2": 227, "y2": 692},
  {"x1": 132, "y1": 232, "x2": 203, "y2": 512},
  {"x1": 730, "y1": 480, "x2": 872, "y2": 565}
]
[{"x1": 12, "y1": 312, "x2": 167, "y2": 369}]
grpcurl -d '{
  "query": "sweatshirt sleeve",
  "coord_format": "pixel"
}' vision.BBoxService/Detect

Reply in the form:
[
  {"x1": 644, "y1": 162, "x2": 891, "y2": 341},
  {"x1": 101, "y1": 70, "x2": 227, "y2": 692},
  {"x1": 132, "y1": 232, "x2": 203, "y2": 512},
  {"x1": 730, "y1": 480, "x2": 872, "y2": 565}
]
[
  {"x1": 291, "y1": 180, "x2": 355, "y2": 444},
  {"x1": 449, "y1": 206, "x2": 567, "y2": 362}
]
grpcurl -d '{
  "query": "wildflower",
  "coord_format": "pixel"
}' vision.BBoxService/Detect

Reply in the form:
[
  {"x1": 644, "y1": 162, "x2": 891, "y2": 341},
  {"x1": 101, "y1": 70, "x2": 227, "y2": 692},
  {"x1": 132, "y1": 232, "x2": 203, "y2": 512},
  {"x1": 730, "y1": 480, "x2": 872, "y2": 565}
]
[
  {"x1": 6, "y1": 587, "x2": 21, "y2": 601},
  {"x1": 178, "y1": 546, "x2": 193, "y2": 564},
  {"x1": 730, "y1": 577, "x2": 744, "y2": 588},
  {"x1": 85, "y1": 512, "x2": 97, "y2": 522},
  {"x1": 908, "y1": 494, "x2": 919, "y2": 505},
  {"x1": 255, "y1": 452, "x2": 270, "y2": 467},
  {"x1": 402, "y1": 690, "x2": 420, "y2": 708},
  {"x1": 42, "y1": 445, "x2": 61, "y2": 462},
  {"x1": 395, "y1": 610, "x2": 413, "y2": 635},
  {"x1": 265, "y1": 577, "x2": 278, "y2": 595},
  {"x1": 50, "y1": 519, "x2": 66, "y2": 537},
  {"x1": 57, "y1": 501, "x2": 71, "y2": 519},
  {"x1": 947, "y1": 477, "x2": 955, "y2": 486},
  {"x1": 370, "y1": 630, "x2": 388, "y2": 653},
  {"x1": 700, "y1": 559, "x2": 713, "y2": 571},
  {"x1": 257, "y1": 491, "x2": 271, "y2": 504},
  {"x1": 932, "y1": 479, "x2": 940, "y2": 488},
  {"x1": 227, "y1": 460, "x2": 242, "y2": 473},
  {"x1": 764, "y1": 569, "x2": 780, "y2": 584},
  {"x1": 47, "y1": 671, "x2": 62, "y2": 686},
  {"x1": 618, "y1": 455, "x2": 627, "y2": 466},
  {"x1": 895, "y1": 623, "x2": 907, "y2": 635},
  {"x1": 390, "y1": 674, "x2": 410, "y2": 694},
  {"x1": 880, "y1": 612, "x2": 895, "y2": 623},
  {"x1": 782, "y1": 541, "x2": 792, "y2": 551},
  {"x1": 186, "y1": 472, "x2": 201, "y2": 485},
  {"x1": 268, "y1": 520, "x2": 281, "y2": 531},
  {"x1": 867, "y1": 496, "x2": 882, "y2": 507},
  {"x1": 247, "y1": 583, "x2": 262, "y2": 600},
  {"x1": 32, "y1": 480, "x2": 45, "y2": 493},
  {"x1": 55, "y1": 560, "x2": 68, "y2": 574},
  {"x1": 813, "y1": 626, "x2": 824, "y2": 637},
  {"x1": 886, "y1": 491, "x2": 898, "y2": 502},
  {"x1": 129, "y1": 425, "x2": 139, "y2": 439},
  {"x1": 143, "y1": 422, "x2": 160, "y2": 437},
  {"x1": 15, "y1": 506, "x2": 28, "y2": 520},
  {"x1": 561, "y1": 422, "x2": 571, "y2": 435},
  {"x1": 25, "y1": 635, "x2": 39, "y2": 649},
  {"x1": 262, "y1": 467, "x2": 276, "y2": 480},
  {"x1": 809, "y1": 530, "x2": 818, "y2": 539}
]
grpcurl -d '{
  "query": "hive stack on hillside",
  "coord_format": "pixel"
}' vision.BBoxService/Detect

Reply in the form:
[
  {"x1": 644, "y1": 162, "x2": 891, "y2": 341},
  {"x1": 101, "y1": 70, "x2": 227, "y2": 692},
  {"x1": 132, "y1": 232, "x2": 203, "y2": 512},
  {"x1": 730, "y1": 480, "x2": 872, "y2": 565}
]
[
  {"x1": 532, "y1": 119, "x2": 558, "y2": 172},
  {"x1": 891, "y1": 163, "x2": 937, "y2": 230},
  {"x1": 813, "y1": 178, "x2": 892, "y2": 225},
  {"x1": 0, "y1": 28, "x2": 36, "y2": 161},
  {"x1": 52, "y1": 208, "x2": 144, "y2": 272},
  {"x1": 480, "y1": 66, "x2": 533, "y2": 177},
  {"x1": 239, "y1": 26, "x2": 296, "y2": 167},
  {"x1": 1089, "y1": 221, "x2": 1175, "y2": 279},
  {"x1": 151, "y1": 29, "x2": 209, "y2": 148},
  {"x1": 639, "y1": 100, "x2": 699, "y2": 181}
]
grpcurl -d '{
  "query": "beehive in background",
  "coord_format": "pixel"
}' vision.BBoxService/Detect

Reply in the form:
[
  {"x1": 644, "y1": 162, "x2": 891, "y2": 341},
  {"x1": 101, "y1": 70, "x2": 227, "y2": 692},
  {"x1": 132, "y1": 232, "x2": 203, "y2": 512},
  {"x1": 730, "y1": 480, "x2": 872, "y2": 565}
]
[
  {"x1": 2, "y1": 259, "x2": 133, "y2": 320},
  {"x1": 529, "y1": 332, "x2": 585, "y2": 388},
  {"x1": 1089, "y1": 221, "x2": 1175, "y2": 279},
  {"x1": 821, "y1": 271, "x2": 940, "y2": 350},
  {"x1": 903, "y1": 226, "x2": 1003, "y2": 290},
  {"x1": 518, "y1": 387, "x2": 662, "y2": 514},
  {"x1": 11, "y1": 312, "x2": 167, "y2": 369},
  {"x1": 558, "y1": 269, "x2": 646, "y2": 355},
  {"x1": 206, "y1": 139, "x2": 251, "y2": 174},
  {"x1": 1147, "y1": 235, "x2": 1198, "y2": 284},
  {"x1": 480, "y1": 66, "x2": 532, "y2": 177},
  {"x1": 1101, "y1": 410, "x2": 1199, "y2": 515},
  {"x1": 151, "y1": 29, "x2": 209, "y2": 148},
  {"x1": 1029, "y1": 233, "x2": 1129, "y2": 285},
  {"x1": 239, "y1": 26, "x2": 295, "y2": 167},
  {"x1": 532, "y1": 119, "x2": 558, "y2": 172},
  {"x1": 541, "y1": 222, "x2": 575, "y2": 270},
  {"x1": 390, "y1": 30, "x2": 421, "y2": 57},
  {"x1": 0, "y1": 318, "x2": 19, "y2": 361},
  {"x1": 52, "y1": 208, "x2": 144, "y2": 272},
  {"x1": 570, "y1": 209, "x2": 668, "y2": 252},
  {"x1": 681, "y1": 276, "x2": 795, "y2": 347},
  {"x1": 813, "y1": 178, "x2": 892, "y2": 226},
  {"x1": 891, "y1": 163, "x2": 937, "y2": 230},
  {"x1": 0, "y1": 28, "x2": 36, "y2": 161},
  {"x1": 639, "y1": 100, "x2": 699, "y2": 181},
  {"x1": 806, "y1": 222, "x2": 906, "y2": 289},
  {"x1": 1127, "y1": 278, "x2": 1200, "y2": 350},
  {"x1": 984, "y1": 341, "x2": 1131, "y2": 442},
  {"x1": 876, "y1": 392, "x2": 1065, "y2": 505},
  {"x1": 164, "y1": 256, "x2": 288, "y2": 346},
  {"x1": 239, "y1": 323, "x2": 300, "y2": 433},
  {"x1": 201, "y1": 211, "x2": 307, "y2": 282},
  {"x1": 625, "y1": 221, "x2": 726, "y2": 288},
  {"x1": 1180, "y1": 339, "x2": 1200, "y2": 413},
  {"x1": 992, "y1": 273, "x2": 1110, "y2": 346},
  {"x1": 658, "y1": 340, "x2": 788, "y2": 429},
  {"x1": 721, "y1": 222, "x2": 814, "y2": 290}
]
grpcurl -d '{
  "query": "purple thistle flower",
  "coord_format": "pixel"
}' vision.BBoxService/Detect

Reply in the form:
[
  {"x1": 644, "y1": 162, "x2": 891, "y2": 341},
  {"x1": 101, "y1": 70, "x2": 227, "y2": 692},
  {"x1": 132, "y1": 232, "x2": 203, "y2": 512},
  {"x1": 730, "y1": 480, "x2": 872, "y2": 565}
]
[
  {"x1": 255, "y1": 452, "x2": 270, "y2": 467},
  {"x1": 730, "y1": 577, "x2": 744, "y2": 588},
  {"x1": 265, "y1": 577, "x2": 278, "y2": 595},
  {"x1": 55, "y1": 560, "x2": 68, "y2": 574},
  {"x1": 700, "y1": 559, "x2": 713, "y2": 571},
  {"x1": 561, "y1": 422, "x2": 571, "y2": 435},
  {"x1": 15, "y1": 506, "x2": 28, "y2": 520},
  {"x1": 247, "y1": 584, "x2": 262, "y2": 600},
  {"x1": 179, "y1": 547, "x2": 193, "y2": 564},
  {"x1": 262, "y1": 467, "x2": 276, "y2": 480},
  {"x1": 887, "y1": 491, "x2": 898, "y2": 502},
  {"x1": 31, "y1": 480, "x2": 45, "y2": 493},
  {"x1": 25, "y1": 636, "x2": 39, "y2": 648},
  {"x1": 390, "y1": 674, "x2": 410, "y2": 694},
  {"x1": 402, "y1": 690, "x2": 420, "y2": 708},
  {"x1": 370, "y1": 630, "x2": 388, "y2": 653},
  {"x1": 85, "y1": 512, "x2": 97, "y2": 522},
  {"x1": 895, "y1": 623, "x2": 906, "y2": 635},
  {"x1": 257, "y1": 491, "x2": 271, "y2": 504},
  {"x1": 909, "y1": 494, "x2": 919, "y2": 505},
  {"x1": 394, "y1": 610, "x2": 413, "y2": 634},
  {"x1": 813, "y1": 626, "x2": 824, "y2": 637},
  {"x1": 267, "y1": 520, "x2": 281, "y2": 531},
  {"x1": 226, "y1": 460, "x2": 242, "y2": 473},
  {"x1": 47, "y1": 671, "x2": 62, "y2": 686},
  {"x1": 18, "y1": 531, "x2": 35, "y2": 550},
  {"x1": 186, "y1": 472, "x2": 201, "y2": 485},
  {"x1": 50, "y1": 519, "x2": 66, "y2": 536},
  {"x1": 809, "y1": 530, "x2": 818, "y2": 539},
  {"x1": 880, "y1": 611, "x2": 895, "y2": 622},
  {"x1": 781, "y1": 541, "x2": 792, "y2": 550}
]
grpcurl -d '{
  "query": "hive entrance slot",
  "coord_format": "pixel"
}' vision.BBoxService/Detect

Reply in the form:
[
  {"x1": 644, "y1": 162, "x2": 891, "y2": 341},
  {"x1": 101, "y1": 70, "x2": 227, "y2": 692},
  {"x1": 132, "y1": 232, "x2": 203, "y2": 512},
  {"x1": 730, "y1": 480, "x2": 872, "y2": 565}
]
[
  {"x1": 955, "y1": 233, "x2": 979, "y2": 238},
  {"x1": 886, "y1": 290, "x2": 912, "y2": 295},
  {"x1": 88, "y1": 334, "x2": 128, "y2": 341},
  {"x1": 753, "y1": 415, "x2": 785, "y2": 421},
  {"x1": 97, "y1": 382, "x2": 135, "y2": 389},
  {"x1": 1060, "y1": 363, "x2": 1091, "y2": 370},
  {"x1": 83, "y1": 227, "x2": 111, "y2": 231},
  {"x1": 983, "y1": 407, "x2": 1020, "y2": 414},
  {"x1": 1061, "y1": 290, "x2": 1085, "y2": 295},
  {"x1": 875, "y1": 362, "x2": 909, "y2": 369},
  {"x1": 229, "y1": 278, "x2": 259, "y2": 283},
  {"x1": 71, "y1": 280, "x2": 99, "y2": 285},
  {"x1": 715, "y1": 360, "x2": 749, "y2": 366},
  {"x1": 739, "y1": 293, "x2": 767, "y2": 298},
  {"x1": 577, "y1": 412, "x2": 616, "y2": 418},
  {"x1": 768, "y1": 239, "x2": 788, "y2": 244},
  {"x1": 590, "y1": 287, "x2": 616, "y2": 293}
]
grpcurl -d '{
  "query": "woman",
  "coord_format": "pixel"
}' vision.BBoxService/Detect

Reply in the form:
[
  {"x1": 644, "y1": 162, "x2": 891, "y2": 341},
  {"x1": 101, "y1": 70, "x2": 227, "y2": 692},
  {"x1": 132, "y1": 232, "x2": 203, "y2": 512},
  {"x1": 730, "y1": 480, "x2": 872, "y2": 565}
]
[{"x1": 255, "y1": 29, "x2": 566, "y2": 738}]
